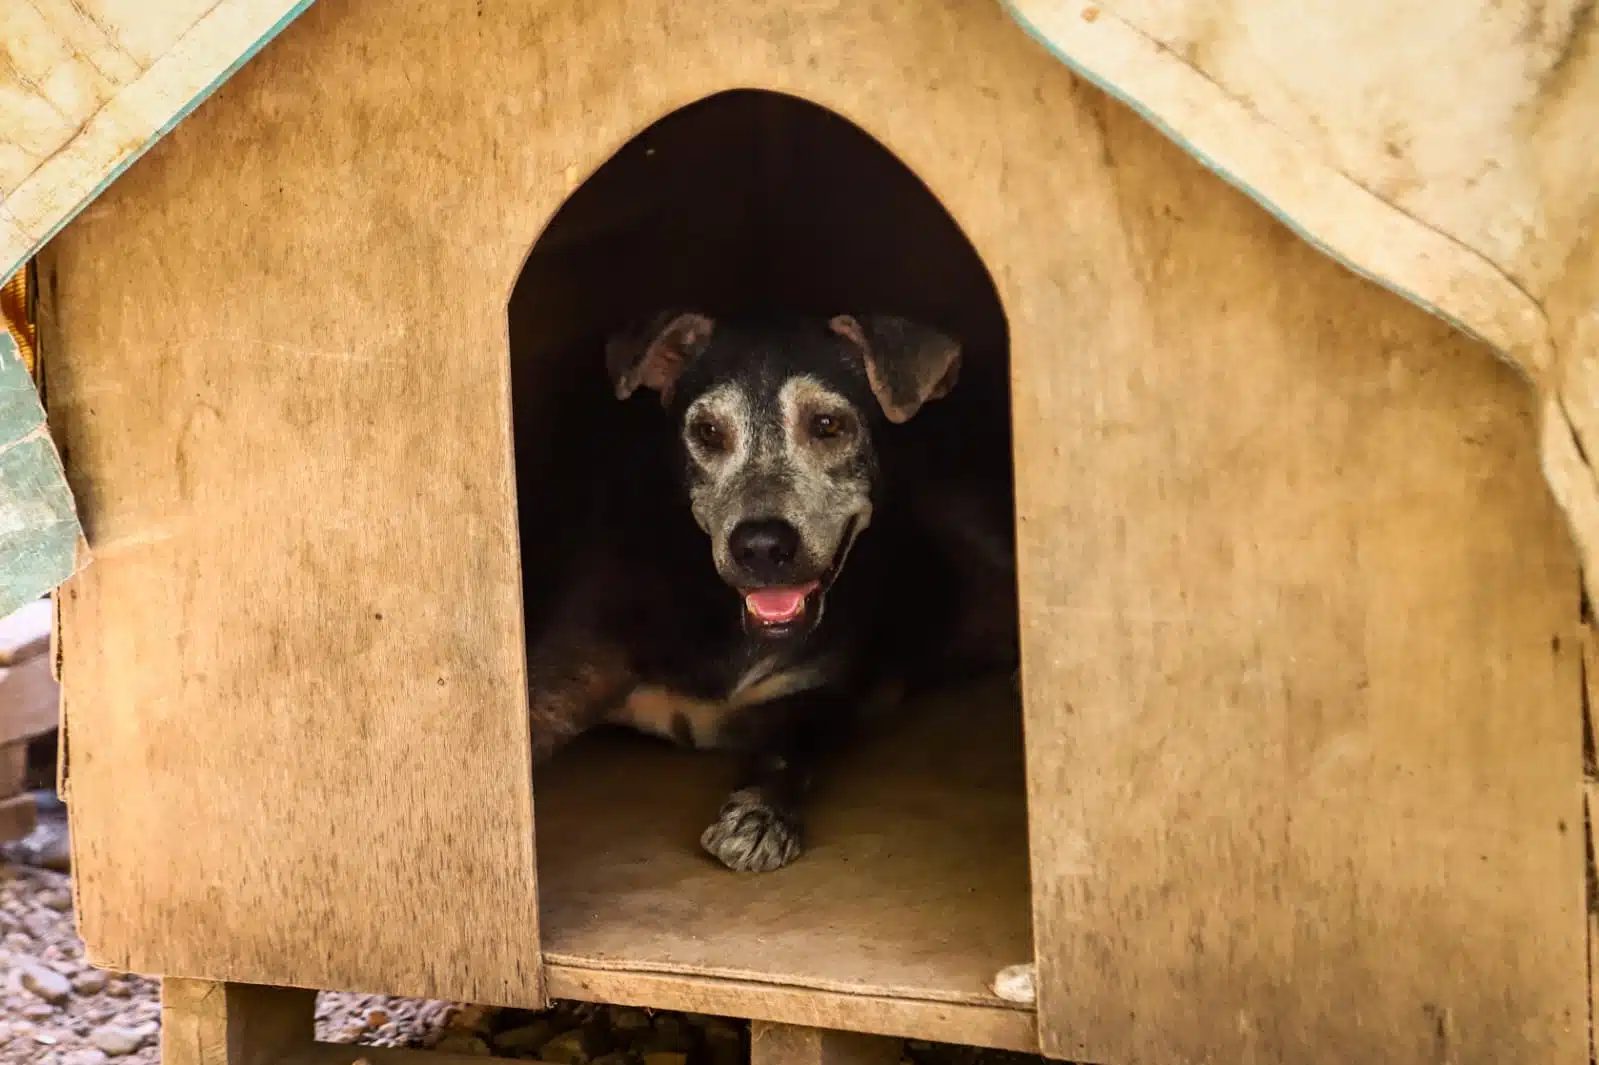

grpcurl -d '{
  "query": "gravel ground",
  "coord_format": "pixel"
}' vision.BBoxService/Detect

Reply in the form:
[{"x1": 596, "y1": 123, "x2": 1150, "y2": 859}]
[{"x1": 3, "y1": 738, "x2": 1046, "y2": 1065}]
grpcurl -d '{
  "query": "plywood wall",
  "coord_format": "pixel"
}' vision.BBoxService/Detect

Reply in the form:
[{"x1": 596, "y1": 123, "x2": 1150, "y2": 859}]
[{"x1": 37, "y1": 0, "x2": 1587, "y2": 1061}]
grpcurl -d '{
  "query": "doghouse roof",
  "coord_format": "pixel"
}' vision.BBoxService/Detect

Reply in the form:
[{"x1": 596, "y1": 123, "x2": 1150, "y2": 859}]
[{"x1": 0, "y1": 0, "x2": 1596, "y2": 614}]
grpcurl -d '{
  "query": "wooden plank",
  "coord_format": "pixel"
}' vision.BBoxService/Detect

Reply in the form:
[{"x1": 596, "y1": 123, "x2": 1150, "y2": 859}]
[
  {"x1": 1584, "y1": 622, "x2": 1597, "y2": 1065},
  {"x1": 748, "y1": 1022, "x2": 899, "y2": 1065},
  {"x1": 0, "y1": 791, "x2": 35, "y2": 843},
  {"x1": 0, "y1": 598, "x2": 55, "y2": 666},
  {"x1": 161, "y1": 979, "x2": 317, "y2": 1065},
  {"x1": 1013, "y1": 94, "x2": 1588, "y2": 1064},
  {"x1": 536, "y1": 685, "x2": 1032, "y2": 1011},
  {"x1": 1, "y1": 740, "x2": 24, "y2": 795},
  {"x1": 0, "y1": 649, "x2": 60, "y2": 748},
  {"x1": 546, "y1": 966, "x2": 1037, "y2": 1053}
]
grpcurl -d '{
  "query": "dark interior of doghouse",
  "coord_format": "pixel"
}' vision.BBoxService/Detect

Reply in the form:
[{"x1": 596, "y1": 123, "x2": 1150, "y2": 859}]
[{"x1": 508, "y1": 90, "x2": 1033, "y2": 1009}]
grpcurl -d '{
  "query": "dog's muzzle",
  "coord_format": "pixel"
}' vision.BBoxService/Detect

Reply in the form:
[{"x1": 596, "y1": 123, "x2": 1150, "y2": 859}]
[{"x1": 735, "y1": 516, "x2": 861, "y2": 636}]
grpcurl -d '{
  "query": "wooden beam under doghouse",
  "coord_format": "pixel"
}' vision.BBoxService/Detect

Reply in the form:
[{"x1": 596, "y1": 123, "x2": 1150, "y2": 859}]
[{"x1": 0, "y1": 596, "x2": 58, "y2": 843}]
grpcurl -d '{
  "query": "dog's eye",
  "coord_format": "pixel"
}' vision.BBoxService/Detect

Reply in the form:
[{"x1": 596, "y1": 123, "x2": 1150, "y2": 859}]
[
  {"x1": 810, "y1": 413, "x2": 849, "y2": 440},
  {"x1": 690, "y1": 419, "x2": 726, "y2": 451}
]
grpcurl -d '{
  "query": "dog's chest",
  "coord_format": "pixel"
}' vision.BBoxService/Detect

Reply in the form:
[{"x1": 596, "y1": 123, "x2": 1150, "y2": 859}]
[{"x1": 603, "y1": 655, "x2": 832, "y2": 750}]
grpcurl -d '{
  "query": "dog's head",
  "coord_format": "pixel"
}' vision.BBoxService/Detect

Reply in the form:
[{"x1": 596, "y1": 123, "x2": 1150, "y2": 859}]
[{"x1": 606, "y1": 311, "x2": 961, "y2": 640}]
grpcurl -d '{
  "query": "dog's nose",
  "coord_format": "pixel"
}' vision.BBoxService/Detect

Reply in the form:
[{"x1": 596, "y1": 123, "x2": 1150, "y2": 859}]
[{"x1": 728, "y1": 519, "x2": 801, "y2": 576}]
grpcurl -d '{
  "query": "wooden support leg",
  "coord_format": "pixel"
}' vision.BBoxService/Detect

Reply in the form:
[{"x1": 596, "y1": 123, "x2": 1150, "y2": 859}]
[
  {"x1": 0, "y1": 741, "x2": 35, "y2": 843},
  {"x1": 162, "y1": 979, "x2": 318, "y2": 1065},
  {"x1": 749, "y1": 1022, "x2": 903, "y2": 1065}
]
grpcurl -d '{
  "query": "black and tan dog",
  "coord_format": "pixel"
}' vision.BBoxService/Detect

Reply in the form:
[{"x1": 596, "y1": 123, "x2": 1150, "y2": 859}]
[{"x1": 525, "y1": 309, "x2": 1018, "y2": 873}]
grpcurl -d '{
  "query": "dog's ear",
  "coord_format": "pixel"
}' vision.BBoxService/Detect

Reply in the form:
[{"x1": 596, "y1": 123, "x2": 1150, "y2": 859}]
[
  {"x1": 606, "y1": 311, "x2": 716, "y2": 405},
  {"x1": 828, "y1": 314, "x2": 962, "y2": 424}
]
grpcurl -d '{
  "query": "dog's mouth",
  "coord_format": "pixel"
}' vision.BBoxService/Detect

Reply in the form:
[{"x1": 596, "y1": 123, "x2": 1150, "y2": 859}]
[{"x1": 739, "y1": 517, "x2": 860, "y2": 636}]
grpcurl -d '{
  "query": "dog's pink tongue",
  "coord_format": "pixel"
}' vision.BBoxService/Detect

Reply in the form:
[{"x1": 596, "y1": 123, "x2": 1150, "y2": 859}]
[{"x1": 745, "y1": 585, "x2": 813, "y2": 623}]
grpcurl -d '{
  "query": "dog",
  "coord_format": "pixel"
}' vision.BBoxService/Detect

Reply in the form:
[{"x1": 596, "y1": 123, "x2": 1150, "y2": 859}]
[{"x1": 523, "y1": 309, "x2": 1018, "y2": 872}]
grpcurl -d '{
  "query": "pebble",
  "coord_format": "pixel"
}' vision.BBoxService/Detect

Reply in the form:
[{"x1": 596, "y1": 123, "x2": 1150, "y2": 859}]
[
  {"x1": 646, "y1": 1017, "x2": 689, "y2": 1054},
  {"x1": 446, "y1": 1004, "x2": 496, "y2": 1032},
  {"x1": 39, "y1": 891, "x2": 73, "y2": 913},
  {"x1": 24, "y1": 1000, "x2": 58, "y2": 1020},
  {"x1": 89, "y1": 1024, "x2": 146, "y2": 1056},
  {"x1": 704, "y1": 1025, "x2": 742, "y2": 1065},
  {"x1": 63, "y1": 1050, "x2": 109, "y2": 1065},
  {"x1": 20, "y1": 963, "x2": 74, "y2": 1003},
  {"x1": 610, "y1": 1009, "x2": 651, "y2": 1032},
  {"x1": 434, "y1": 1034, "x2": 492, "y2": 1056},
  {"x1": 491, "y1": 1022, "x2": 554, "y2": 1053},
  {"x1": 72, "y1": 970, "x2": 107, "y2": 995},
  {"x1": 103, "y1": 979, "x2": 131, "y2": 998},
  {"x1": 365, "y1": 1009, "x2": 390, "y2": 1029},
  {"x1": 643, "y1": 1053, "x2": 688, "y2": 1065},
  {"x1": 539, "y1": 1029, "x2": 590, "y2": 1065}
]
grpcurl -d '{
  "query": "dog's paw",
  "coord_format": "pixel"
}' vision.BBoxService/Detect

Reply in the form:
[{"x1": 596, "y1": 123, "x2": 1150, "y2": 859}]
[{"x1": 699, "y1": 787, "x2": 803, "y2": 872}]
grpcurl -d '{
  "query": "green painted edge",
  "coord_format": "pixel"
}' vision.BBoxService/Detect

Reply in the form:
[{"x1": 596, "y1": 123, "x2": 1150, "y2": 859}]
[
  {"x1": 0, "y1": 332, "x2": 82, "y2": 618},
  {"x1": 997, "y1": 0, "x2": 1519, "y2": 379},
  {"x1": 2, "y1": 0, "x2": 319, "y2": 285}
]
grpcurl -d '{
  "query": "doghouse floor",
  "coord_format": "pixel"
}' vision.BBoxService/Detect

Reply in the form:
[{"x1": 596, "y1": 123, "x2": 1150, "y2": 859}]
[{"x1": 533, "y1": 677, "x2": 1033, "y2": 1018}]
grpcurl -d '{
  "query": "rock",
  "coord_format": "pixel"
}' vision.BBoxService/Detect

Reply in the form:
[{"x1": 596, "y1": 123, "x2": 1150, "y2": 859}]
[
  {"x1": 643, "y1": 1053, "x2": 688, "y2": 1065},
  {"x1": 446, "y1": 1004, "x2": 496, "y2": 1033},
  {"x1": 704, "y1": 1026, "x2": 742, "y2": 1065},
  {"x1": 72, "y1": 971, "x2": 107, "y2": 995},
  {"x1": 644, "y1": 1018, "x2": 688, "y2": 1054},
  {"x1": 20, "y1": 964, "x2": 73, "y2": 1004},
  {"x1": 39, "y1": 891, "x2": 72, "y2": 913},
  {"x1": 0, "y1": 1021, "x2": 12, "y2": 1044},
  {"x1": 104, "y1": 980, "x2": 130, "y2": 998},
  {"x1": 90, "y1": 1024, "x2": 147, "y2": 1056},
  {"x1": 64, "y1": 1050, "x2": 109, "y2": 1065},
  {"x1": 434, "y1": 1034, "x2": 492, "y2": 1056},
  {"x1": 610, "y1": 1009, "x2": 651, "y2": 1032},
  {"x1": 539, "y1": 1029, "x2": 591, "y2": 1065},
  {"x1": 366, "y1": 1009, "x2": 390, "y2": 1029},
  {"x1": 491, "y1": 1023, "x2": 555, "y2": 1053},
  {"x1": 23, "y1": 1001, "x2": 56, "y2": 1020}
]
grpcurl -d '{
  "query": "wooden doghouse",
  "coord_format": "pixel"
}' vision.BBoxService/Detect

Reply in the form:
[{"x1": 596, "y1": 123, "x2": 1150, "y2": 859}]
[{"x1": 30, "y1": 1, "x2": 1587, "y2": 1064}]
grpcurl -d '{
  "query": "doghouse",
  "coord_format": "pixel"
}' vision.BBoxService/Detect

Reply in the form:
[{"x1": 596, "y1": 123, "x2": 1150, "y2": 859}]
[{"x1": 15, "y1": 0, "x2": 1594, "y2": 1064}]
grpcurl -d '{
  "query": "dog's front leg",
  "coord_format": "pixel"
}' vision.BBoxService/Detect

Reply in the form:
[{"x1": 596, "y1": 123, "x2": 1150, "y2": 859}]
[{"x1": 699, "y1": 690, "x2": 856, "y2": 873}]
